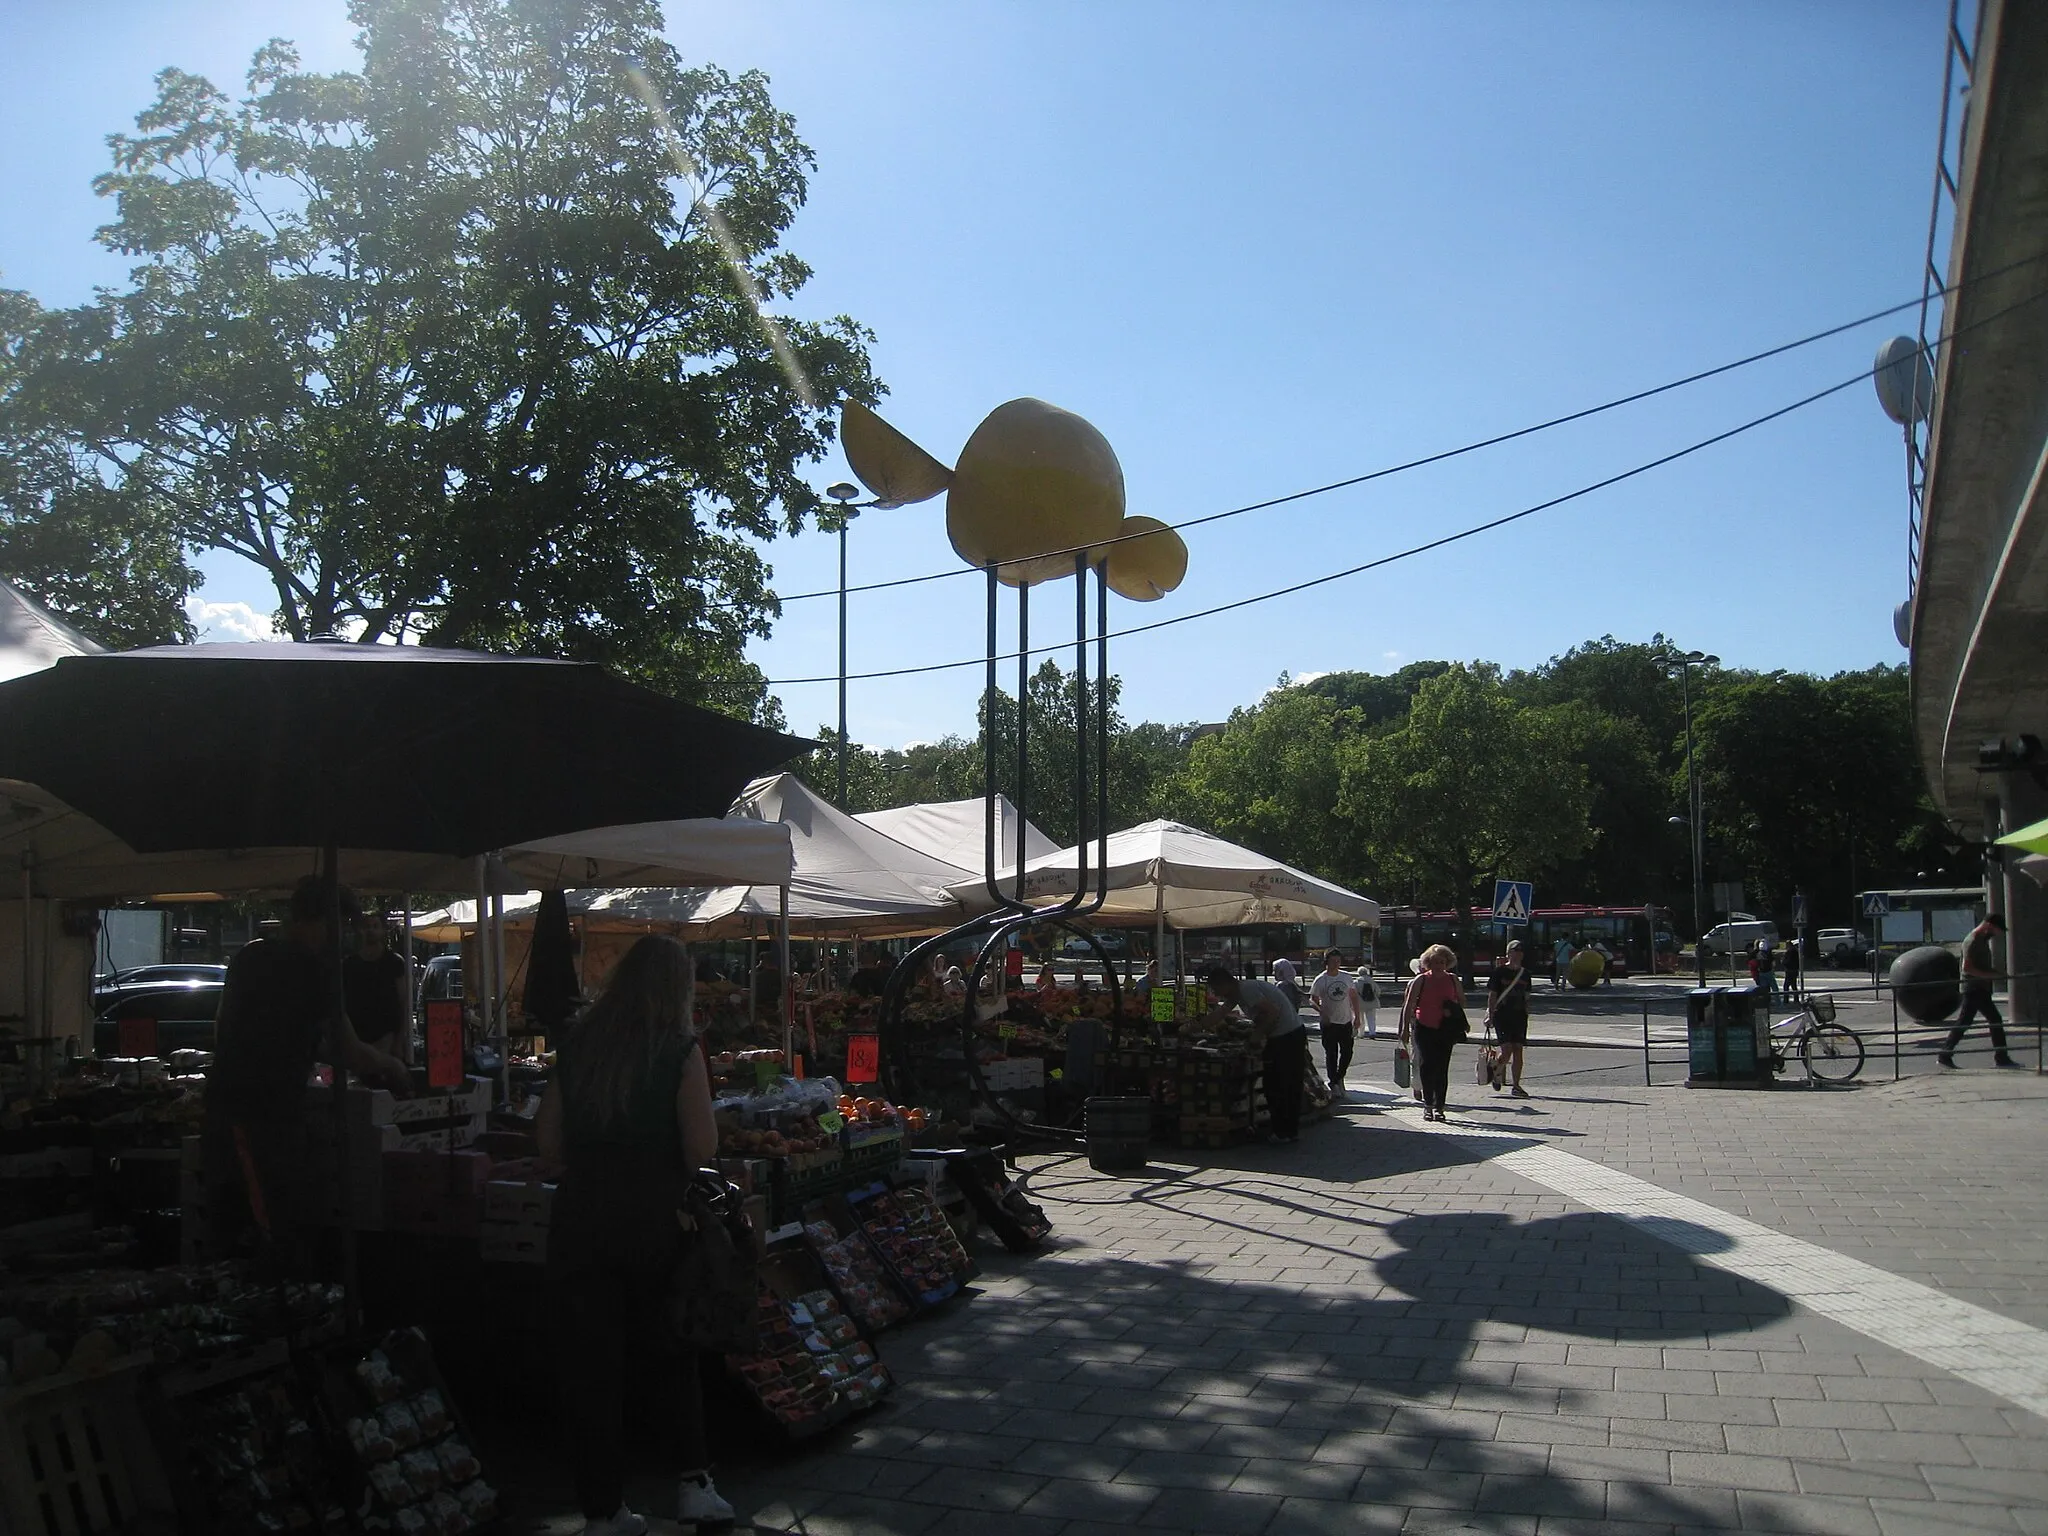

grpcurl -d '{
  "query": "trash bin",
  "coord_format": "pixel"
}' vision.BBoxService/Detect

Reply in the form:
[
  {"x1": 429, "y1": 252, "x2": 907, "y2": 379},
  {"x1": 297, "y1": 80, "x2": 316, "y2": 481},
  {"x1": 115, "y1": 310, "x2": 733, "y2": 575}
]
[
  {"x1": 1685, "y1": 985, "x2": 1773, "y2": 1089},
  {"x1": 1085, "y1": 1095, "x2": 1151, "y2": 1172}
]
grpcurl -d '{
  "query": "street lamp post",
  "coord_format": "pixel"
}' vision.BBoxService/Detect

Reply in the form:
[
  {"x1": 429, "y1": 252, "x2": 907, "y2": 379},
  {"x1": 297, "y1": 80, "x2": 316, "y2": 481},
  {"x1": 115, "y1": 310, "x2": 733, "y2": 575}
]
[
  {"x1": 826, "y1": 482, "x2": 862, "y2": 809},
  {"x1": 1654, "y1": 648, "x2": 1719, "y2": 985}
]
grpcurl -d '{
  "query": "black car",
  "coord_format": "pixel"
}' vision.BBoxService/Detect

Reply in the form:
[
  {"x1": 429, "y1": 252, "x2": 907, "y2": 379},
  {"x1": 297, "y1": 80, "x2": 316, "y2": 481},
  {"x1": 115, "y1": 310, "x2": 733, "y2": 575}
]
[
  {"x1": 94, "y1": 981, "x2": 225, "y2": 1057},
  {"x1": 93, "y1": 963, "x2": 227, "y2": 1009}
]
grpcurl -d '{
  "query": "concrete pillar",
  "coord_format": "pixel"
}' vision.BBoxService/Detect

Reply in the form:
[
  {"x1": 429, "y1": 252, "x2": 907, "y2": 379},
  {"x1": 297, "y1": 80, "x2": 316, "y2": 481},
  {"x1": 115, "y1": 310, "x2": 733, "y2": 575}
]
[{"x1": 1999, "y1": 773, "x2": 2048, "y2": 1030}]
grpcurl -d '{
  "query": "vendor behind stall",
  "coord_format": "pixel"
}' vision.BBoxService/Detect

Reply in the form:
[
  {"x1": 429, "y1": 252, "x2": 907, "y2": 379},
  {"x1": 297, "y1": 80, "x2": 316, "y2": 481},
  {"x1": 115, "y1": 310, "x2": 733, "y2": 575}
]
[
  {"x1": 201, "y1": 875, "x2": 414, "y2": 1270},
  {"x1": 343, "y1": 909, "x2": 412, "y2": 1063}
]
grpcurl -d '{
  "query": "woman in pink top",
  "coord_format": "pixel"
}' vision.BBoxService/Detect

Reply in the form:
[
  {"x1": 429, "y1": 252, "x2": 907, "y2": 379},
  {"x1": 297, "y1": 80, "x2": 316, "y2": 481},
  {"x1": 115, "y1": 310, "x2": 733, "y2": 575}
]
[{"x1": 1401, "y1": 944, "x2": 1465, "y2": 1121}]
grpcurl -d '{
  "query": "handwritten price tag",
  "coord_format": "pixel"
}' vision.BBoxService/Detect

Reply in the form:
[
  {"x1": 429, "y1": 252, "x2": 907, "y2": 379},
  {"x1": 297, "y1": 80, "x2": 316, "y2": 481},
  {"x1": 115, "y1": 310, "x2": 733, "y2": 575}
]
[
  {"x1": 997, "y1": 1022, "x2": 1017, "y2": 1040},
  {"x1": 816, "y1": 1111, "x2": 844, "y2": 1134},
  {"x1": 846, "y1": 1033, "x2": 880, "y2": 1084},
  {"x1": 1150, "y1": 989, "x2": 1177, "y2": 1022},
  {"x1": 424, "y1": 1001, "x2": 464, "y2": 1088},
  {"x1": 116, "y1": 1015, "x2": 157, "y2": 1058}
]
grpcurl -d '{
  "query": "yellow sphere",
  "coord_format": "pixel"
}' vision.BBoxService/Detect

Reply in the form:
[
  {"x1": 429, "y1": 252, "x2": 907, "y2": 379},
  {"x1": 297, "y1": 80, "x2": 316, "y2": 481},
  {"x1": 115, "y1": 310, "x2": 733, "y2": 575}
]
[
  {"x1": 946, "y1": 398, "x2": 1125, "y2": 586},
  {"x1": 1103, "y1": 516, "x2": 1188, "y2": 601},
  {"x1": 1568, "y1": 948, "x2": 1606, "y2": 990}
]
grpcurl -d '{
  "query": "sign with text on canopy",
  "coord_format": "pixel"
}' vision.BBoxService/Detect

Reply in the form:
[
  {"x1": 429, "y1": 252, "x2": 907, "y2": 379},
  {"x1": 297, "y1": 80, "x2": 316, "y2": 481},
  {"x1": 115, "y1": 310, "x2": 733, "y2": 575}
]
[
  {"x1": 846, "y1": 1033, "x2": 880, "y2": 1084},
  {"x1": 424, "y1": 1000, "x2": 464, "y2": 1089},
  {"x1": 1492, "y1": 881, "x2": 1532, "y2": 924}
]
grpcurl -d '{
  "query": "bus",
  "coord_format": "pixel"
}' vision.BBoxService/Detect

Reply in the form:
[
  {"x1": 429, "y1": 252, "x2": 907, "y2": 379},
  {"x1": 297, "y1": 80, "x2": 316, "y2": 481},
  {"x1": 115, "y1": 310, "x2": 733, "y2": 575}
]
[
  {"x1": 1176, "y1": 923, "x2": 1374, "y2": 981},
  {"x1": 1378, "y1": 904, "x2": 1679, "y2": 978}
]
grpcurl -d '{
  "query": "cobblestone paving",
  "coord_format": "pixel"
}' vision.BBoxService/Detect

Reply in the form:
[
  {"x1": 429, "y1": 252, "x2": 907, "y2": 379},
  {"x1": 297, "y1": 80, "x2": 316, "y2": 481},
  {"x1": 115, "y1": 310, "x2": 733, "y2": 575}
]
[{"x1": 712, "y1": 1071, "x2": 2048, "y2": 1535}]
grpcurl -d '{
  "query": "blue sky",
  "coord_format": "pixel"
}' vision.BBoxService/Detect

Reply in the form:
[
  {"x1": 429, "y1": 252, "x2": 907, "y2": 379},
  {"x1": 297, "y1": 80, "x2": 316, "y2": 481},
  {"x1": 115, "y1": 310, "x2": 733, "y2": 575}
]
[{"x1": 0, "y1": 2, "x2": 1947, "y2": 746}]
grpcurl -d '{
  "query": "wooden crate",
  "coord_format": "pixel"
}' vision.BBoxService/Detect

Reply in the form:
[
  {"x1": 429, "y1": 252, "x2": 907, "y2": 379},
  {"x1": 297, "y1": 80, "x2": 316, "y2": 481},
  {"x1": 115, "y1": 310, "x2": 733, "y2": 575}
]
[{"x1": 0, "y1": 1356, "x2": 173, "y2": 1536}]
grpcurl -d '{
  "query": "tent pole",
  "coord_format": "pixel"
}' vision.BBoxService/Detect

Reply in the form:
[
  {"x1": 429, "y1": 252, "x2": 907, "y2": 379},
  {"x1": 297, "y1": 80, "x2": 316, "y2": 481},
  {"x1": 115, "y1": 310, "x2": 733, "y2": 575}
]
[
  {"x1": 400, "y1": 896, "x2": 415, "y2": 1067},
  {"x1": 19, "y1": 856, "x2": 33, "y2": 1037},
  {"x1": 778, "y1": 885, "x2": 793, "y2": 1066},
  {"x1": 490, "y1": 882, "x2": 508, "y2": 1100},
  {"x1": 473, "y1": 859, "x2": 493, "y2": 1069}
]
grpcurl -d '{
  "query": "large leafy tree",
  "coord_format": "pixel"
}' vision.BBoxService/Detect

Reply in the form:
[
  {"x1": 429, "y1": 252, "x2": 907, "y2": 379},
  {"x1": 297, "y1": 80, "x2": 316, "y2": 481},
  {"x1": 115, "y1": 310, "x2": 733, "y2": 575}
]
[
  {"x1": 1173, "y1": 685, "x2": 1365, "y2": 885},
  {"x1": 3, "y1": 0, "x2": 873, "y2": 709},
  {"x1": 1689, "y1": 665, "x2": 1947, "y2": 929},
  {"x1": 1340, "y1": 664, "x2": 1595, "y2": 971},
  {"x1": 794, "y1": 662, "x2": 1191, "y2": 846}
]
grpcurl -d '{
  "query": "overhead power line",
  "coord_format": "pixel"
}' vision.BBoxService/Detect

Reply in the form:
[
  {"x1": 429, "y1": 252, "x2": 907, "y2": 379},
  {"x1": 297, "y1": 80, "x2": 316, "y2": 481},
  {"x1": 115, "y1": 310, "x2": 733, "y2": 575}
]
[
  {"x1": 766, "y1": 251, "x2": 2048, "y2": 608},
  {"x1": 738, "y1": 276, "x2": 2048, "y2": 691}
]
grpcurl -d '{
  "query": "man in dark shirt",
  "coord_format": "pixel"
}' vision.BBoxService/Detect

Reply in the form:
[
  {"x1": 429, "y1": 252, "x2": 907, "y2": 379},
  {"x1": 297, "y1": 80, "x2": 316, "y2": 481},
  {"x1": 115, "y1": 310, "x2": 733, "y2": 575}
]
[
  {"x1": 1941, "y1": 913, "x2": 2020, "y2": 1069},
  {"x1": 203, "y1": 876, "x2": 413, "y2": 1266},
  {"x1": 343, "y1": 911, "x2": 412, "y2": 1062}
]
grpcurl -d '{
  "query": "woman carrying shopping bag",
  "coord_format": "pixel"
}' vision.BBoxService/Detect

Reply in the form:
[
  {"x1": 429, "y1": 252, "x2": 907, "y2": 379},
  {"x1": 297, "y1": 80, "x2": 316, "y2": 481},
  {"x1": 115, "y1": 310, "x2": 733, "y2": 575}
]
[
  {"x1": 1485, "y1": 939, "x2": 1534, "y2": 1098},
  {"x1": 537, "y1": 937, "x2": 738, "y2": 1535},
  {"x1": 1400, "y1": 945, "x2": 1467, "y2": 1122}
]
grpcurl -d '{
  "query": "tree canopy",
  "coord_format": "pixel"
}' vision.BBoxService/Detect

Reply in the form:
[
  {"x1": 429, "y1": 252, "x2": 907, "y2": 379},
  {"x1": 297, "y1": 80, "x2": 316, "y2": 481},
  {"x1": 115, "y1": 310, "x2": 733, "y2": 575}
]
[{"x1": 0, "y1": 0, "x2": 874, "y2": 709}]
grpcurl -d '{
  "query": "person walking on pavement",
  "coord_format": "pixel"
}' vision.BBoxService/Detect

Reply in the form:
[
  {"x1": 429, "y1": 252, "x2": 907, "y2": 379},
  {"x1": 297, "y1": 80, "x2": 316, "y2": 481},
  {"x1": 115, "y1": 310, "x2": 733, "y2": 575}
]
[
  {"x1": 1486, "y1": 939, "x2": 1534, "y2": 1098},
  {"x1": 1203, "y1": 964, "x2": 1307, "y2": 1143},
  {"x1": 1755, "y1": 933, "x2": 1778, "y2": 1004},
  {"x1": 1783, "y1": 936, "x2": 1803, "y2": 1003},
  {"x1": 1552, "y1": 935, "x2": 1572, "y2": 990},
  {"x1": 1941, "y1": 913, "x2": 2022, "y2": 1069},
  {"x1": 1400, "y1": 944, "x2": 1465, "y2": 1122},
  {"x1": 1354, "y1": 963, "x2": 1380, "y2": 1037},
  {"x1": 1271, "y1": 953, "x2": 1302, "y2": 1010},
  {"x1": 1310, "y1": 949, "x2": 1360, "y2": 1098}
]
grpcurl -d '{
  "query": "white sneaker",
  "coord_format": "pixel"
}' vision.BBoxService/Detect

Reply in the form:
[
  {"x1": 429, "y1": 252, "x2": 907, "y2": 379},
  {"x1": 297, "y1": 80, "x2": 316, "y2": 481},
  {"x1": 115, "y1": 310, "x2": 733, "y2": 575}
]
[
  {"x1": 678, "y1": 1471, "x2": 736, "y2": 1528},
  {"x1": 584, "y1": 1509, "x2": 648, "y2": 1536}
]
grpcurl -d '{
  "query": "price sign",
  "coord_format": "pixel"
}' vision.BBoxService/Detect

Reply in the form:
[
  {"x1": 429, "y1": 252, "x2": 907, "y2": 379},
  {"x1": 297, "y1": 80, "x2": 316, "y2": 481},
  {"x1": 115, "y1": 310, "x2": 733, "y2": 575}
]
[
  {"x1": 752, "y1": 1057, "x2": 779, "y2": 1091},
  {"x1": 1150, "y1": 989, "x2": 1177, "y2": 1023},
  {"x1": 424, "y1": 1000, "x2": 464, "y2": 1088},
  {"x1": 816, "y1": 1111, "x2": 844, "y2": 1134},
  {"x1": 1004, "y1": 947, "x2": 1024, "y2": 978},
  {"x1": 116, "y1": 1015, "x2": 158, "y2": 1058},
  {"x1": 997, "y1": 1022, "x2": 1017, "y2": 1040},
  {"x1": 846, "y1": 1033, "x2": 880, "y2": 1084}
]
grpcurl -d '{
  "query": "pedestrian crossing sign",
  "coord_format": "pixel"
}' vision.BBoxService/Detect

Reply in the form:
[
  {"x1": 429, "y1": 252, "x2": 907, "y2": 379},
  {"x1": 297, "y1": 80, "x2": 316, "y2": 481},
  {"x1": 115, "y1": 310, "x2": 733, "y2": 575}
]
[
  {"x1": 1861, "y1": 891, "x2": 1891, "y2": 917},
  {"x1": 1493, "y1": 880, "x2": 1533, "y2": 924}
]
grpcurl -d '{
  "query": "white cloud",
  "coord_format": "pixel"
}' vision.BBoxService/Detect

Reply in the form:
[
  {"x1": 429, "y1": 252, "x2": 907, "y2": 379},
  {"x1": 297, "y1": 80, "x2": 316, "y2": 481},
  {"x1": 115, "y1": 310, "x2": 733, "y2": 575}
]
[
  {"x1": 1289, "y1": 670, "x2": 1331, "y2": 688},
  {"x1": 1382, "y1": 650, "x2": 1403, "y2": 663},
  {"x1": 185, "y1": 598, "x2": 280, "y2": 642}
]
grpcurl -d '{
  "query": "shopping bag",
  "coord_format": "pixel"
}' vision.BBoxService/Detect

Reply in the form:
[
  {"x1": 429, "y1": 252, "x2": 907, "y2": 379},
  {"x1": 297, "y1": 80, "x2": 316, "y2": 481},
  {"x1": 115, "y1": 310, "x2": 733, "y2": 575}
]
[
  {"x1": 1477, "y1": 1044, "x2": 1501, "y2": 1086},
  {"x1": 1393, "y1": 1045, "x2": 1411, "y2": 1089}
]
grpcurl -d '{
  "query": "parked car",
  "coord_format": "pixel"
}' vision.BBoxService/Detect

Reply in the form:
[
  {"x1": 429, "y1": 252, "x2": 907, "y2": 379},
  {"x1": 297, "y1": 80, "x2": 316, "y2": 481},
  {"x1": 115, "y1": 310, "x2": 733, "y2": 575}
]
[
  {"x1": 94, "y1": 981, "x2": 225, "y2": 1057},
  {"x1": 92, "y1": 962, "x2": 227, "y2": 1008},
  {"x1": 1060, "y1": 931, "x2": 1130, "y2": 958},
  {"x1": 1696, "y1": 918, "x2": 1780, "y2": 957},
  {"x1": 1815, "y1": 928, "x2": 1872, "y2": 967}
]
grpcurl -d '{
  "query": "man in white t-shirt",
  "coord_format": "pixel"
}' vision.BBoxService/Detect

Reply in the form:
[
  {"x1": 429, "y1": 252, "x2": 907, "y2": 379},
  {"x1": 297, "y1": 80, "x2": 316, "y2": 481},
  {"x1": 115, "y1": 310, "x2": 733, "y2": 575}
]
[{"x1": 1309, "y1": 950, "x2": 1360, "y2": 1096}]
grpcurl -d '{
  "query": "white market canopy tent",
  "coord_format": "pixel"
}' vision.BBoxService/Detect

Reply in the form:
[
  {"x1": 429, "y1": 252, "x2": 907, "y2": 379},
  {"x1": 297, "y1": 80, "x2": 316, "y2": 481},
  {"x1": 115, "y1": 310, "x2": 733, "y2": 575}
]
[
  {"x1": 418, "y1": 774, "x2": 970, "y2": 940},
  {"x1": 0, "y1": 578, "x2": 104, "y2": 684},
  {"x1": 949, "y1": 818, "x2": 1381, "y2": 931},
  {"x1": 855, "y1": 796, "x2": 1056, "y2": 881},
  {"x1": 640, "y1": 773, "x2": 970, "y2": 938}
]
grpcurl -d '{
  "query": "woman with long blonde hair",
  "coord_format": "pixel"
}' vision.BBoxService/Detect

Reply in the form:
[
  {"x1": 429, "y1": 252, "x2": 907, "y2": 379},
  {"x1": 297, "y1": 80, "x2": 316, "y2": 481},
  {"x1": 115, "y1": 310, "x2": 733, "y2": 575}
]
[
  {"x1": 537, "y1": 936, "x2": 732, "y2": 1534},
  {"x1": 1400, "y1": 944, "x2": 1465, "y2": 1121}
]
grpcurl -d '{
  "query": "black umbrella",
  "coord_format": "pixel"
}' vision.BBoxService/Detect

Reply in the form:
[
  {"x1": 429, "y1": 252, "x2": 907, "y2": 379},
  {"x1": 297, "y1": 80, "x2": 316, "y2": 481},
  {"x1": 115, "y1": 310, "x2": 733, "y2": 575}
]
[{"x1": 0, "y1": 641, "x2": 809, "y2": 855}]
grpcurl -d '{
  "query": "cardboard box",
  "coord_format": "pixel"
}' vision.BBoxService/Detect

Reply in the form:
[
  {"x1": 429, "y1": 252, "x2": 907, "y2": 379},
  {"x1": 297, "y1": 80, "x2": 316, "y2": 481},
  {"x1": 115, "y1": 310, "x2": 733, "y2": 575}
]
[
  {"x1": 479, "y1": 1218, "x2": 548, "y2": 1265},
  {"x1": 482, "y1": 1179, "x2": 554, "y2": 1223},
  {"x1": 381, "y1": 1148, "x2": 489, "y2": 1237}
]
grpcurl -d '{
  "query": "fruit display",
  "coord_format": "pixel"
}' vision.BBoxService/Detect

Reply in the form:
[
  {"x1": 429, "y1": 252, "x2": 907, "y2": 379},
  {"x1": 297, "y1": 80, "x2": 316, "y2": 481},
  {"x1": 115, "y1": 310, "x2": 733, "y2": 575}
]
[
  {"x1": 800, "y1": 1219, "x2": 911, "y2": 1333},
  {"x1": 727, "y1": 1285, "x2": 892, "y2": 1436},
  {"x1": 850, "y1": 1184, "x2": 976, "y2": 1309},
  {"x1": 346, "y1": 1329, "x2": 499, "y2": 1533}
]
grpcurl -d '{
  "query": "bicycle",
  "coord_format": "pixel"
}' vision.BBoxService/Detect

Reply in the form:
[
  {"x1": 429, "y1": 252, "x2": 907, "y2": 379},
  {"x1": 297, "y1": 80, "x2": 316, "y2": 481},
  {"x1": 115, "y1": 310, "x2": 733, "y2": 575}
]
[{"x1": 1768, "y1": 993, "x2": 1865, "y2": 1085}]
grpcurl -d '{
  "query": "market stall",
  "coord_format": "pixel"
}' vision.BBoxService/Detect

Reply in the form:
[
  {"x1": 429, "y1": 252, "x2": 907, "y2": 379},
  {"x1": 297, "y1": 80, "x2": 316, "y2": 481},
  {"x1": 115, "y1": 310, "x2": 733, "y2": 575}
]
[{"x1": 853, "y1": 795, "x2": 1056, "y2": 882}]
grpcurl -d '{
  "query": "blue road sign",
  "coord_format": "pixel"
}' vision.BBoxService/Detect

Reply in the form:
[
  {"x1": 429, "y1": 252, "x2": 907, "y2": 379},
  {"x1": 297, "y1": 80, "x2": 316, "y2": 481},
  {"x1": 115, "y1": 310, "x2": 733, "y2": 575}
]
[
  {"x1": 1493, "y1": 880, "x2": 1533, "y2": 924},
  {"x1": 1792, "y1": 893, "x2": 1808, "y2": 926},
  {"x1": 1861, "y1": 891, "x2": 1891, "y2": 917}
]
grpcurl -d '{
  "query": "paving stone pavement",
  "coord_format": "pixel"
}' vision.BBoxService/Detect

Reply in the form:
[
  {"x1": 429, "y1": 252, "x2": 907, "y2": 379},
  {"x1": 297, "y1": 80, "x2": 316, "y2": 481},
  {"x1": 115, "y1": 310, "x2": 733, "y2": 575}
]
[{"x1": 706, "y1": 1070, "x2": 2048, "y2": 1535}]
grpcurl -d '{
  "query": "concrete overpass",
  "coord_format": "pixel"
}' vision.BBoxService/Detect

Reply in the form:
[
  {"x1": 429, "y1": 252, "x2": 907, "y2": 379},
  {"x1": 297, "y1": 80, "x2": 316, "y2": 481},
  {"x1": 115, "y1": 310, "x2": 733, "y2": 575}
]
[{"x1": 1908, "y1": 0, "x2": 2048, "y2": 1023}]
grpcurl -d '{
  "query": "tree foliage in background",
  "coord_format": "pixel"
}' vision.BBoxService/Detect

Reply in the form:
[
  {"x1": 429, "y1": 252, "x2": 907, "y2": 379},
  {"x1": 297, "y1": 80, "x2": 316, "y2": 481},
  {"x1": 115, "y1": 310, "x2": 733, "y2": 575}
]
[
  {"x1": 1340, "y1": 664, "x2": 1596, "y2": 967},
  {"x1": 794, "y1": 662, "x2": 1191, "y2": 847},
  {"x1": 1174, "y1": 685, "x2": 1363, "y2": 882},
  {"x1": 0, "y1": 291, "x2": 197, "y2": 647},
  {"x1": 0, "y1": 0, "x2": 874, "y2": 711}
]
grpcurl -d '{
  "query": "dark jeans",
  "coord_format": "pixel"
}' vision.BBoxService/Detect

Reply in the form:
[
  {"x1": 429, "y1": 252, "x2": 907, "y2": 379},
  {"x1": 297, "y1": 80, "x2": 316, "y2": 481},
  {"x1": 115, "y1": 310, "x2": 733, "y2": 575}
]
[
  {"x1": 1943, "y1": 985, "x2": 2010, "y2": 1058},
  {"x1": 1264, "y1": 1027, "x2": 1308, "y2": 1138},
  {"x1": 1322, "y1": 1022, "x2": 1355, "y2": 1089},
  {"x1": 555, "y1": 1258, "x2": 708, "y2": 1518},
  {"x1": 1414, "y1": 1025, "x2": 1456, "y2": 1112}
]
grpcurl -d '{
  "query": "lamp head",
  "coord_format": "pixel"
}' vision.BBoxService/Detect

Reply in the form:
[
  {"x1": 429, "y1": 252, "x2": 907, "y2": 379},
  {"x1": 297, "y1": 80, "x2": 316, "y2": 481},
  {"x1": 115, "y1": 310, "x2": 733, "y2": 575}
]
[{"x1": 826, "y1": 482, "x2": 861, "y2": 503}]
